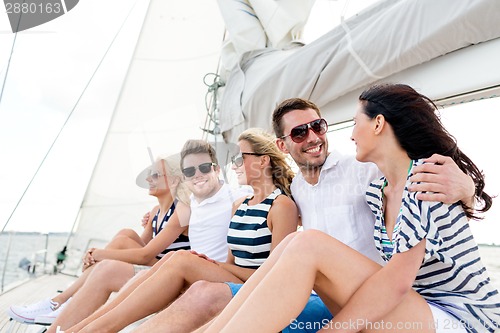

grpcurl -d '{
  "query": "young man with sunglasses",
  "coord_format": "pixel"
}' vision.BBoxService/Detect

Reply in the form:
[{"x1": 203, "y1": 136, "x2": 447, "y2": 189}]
[
  {"x1": 127, "y1": 99, "x2": 476, "y2": 333},
  {"x1": 179, "y1": 139, "x2": 249, "y2": 263},
  {"x1": 50, "y1": 139, "x2": 250, "y2": 333}
]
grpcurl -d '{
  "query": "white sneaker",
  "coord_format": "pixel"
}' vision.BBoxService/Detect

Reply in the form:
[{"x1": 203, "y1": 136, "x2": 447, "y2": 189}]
[
  {"x1": 7, "y1": 298, "x2": 59, "y2": 324},
  {"x1": 34, "y1": 301, "x2": 67, "y2": 325},
  {"x1": 34, "y1": 297, "x2": 71, "y2": 325}
]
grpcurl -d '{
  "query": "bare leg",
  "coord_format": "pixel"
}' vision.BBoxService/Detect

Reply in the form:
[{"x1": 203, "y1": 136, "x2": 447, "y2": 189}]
[
  {"x1": 107, "y1": 229, "x2": 146, "y2": 249},
  {"x1": 192, "y1": 318, "x2": 215, "y2": 333},
  {"x1": 52, "y1": 268, "x2": 92, "y2": 305},
  {"x1": 77, "y1": 250, "x2": 244, "y2": 333},
  {"x1": 46, "y1": 260, "x2": 135, "y2": 333},
  {"x1": 197, "y1": 232, "x2": 298, "y2": 332},
  {"x1": 65, "y1": 252, "x2": 175, "y2": 333},
  {"x1": 205, "y1": 230, "x2": 434, "y2": 333},
  {"x1": 52, "y1": 229, "x2": 145, "y2": 306},
  {"x1": 133, "y1": 281, "x2": 233, "y2": 333}
]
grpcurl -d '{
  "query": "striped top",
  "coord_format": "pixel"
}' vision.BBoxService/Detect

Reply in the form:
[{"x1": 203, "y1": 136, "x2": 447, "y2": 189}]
[
  {"x1": 152, "y1": 201, "x2": 190, "y2": 260},
  {"x1": 366, "y1": 159, "x2": 500, "y2": 333},
  {"x1": 227, "y1": 188, "x2": 282, "y2": 269},
  {"x1": 379, "y1": 222, "x2": 399, "y2": 259}
]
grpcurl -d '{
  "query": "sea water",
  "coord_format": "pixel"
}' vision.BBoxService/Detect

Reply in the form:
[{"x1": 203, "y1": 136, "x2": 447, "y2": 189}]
[
  {"x1": 1, "y1": 232, "x2": 500, "y2": 292},
  {"x1": 0, "y1": 232, "x2": 69, "y2": 290}
]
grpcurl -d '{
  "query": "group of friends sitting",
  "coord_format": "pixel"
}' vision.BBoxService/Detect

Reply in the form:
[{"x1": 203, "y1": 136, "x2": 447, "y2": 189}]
[{"x1": 7, "y1": 84, "x2": 500, "y2": 333}]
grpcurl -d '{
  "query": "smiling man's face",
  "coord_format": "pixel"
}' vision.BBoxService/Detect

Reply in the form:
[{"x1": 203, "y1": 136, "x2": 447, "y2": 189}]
[
  {"x1": 277, "y1": 108, "x2": 328, "y2": 171},
  {"x1": 182, "y1": 153, "x2": 220, "y2": 201}
]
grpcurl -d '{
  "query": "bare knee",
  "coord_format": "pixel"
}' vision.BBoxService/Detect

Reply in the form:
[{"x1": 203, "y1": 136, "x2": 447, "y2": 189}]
[
  {"x1": 88, "y1": 260, "x2": 133, "y2": 290},
  {"x1": 185, "y1": 281, "x2": 232, "y2": 316},
  {"x1": 114, "y1": 228, "x2": 137, "y2": 239},
  {"x1": 90, "y1": 259, "x2": 122, "y2": 274},
  {"x1": 167, "y1": 250, "x2": 197, "y2": 269},
  {"x1": 107, "y1": 229, "x2": 143, "y2": 249},
  {"x1": 286, "y1": 230, "x2": 339, "y2": 258}
]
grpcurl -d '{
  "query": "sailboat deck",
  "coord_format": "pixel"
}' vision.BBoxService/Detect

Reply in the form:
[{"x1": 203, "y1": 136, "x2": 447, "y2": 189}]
[
  {"x1": 0, "y1": 274, "x2": 150, "y2": 333},
  {"x1": 0, "y1": 246, "x2": 499, "y2": 333},
  {"x1": 0, "y1": 274, "x2": 77, "y2": 333}
]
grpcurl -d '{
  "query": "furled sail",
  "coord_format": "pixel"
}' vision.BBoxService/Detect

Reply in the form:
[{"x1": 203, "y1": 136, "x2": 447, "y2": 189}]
[{"x1": 217, "y1": 0, "x2": 500, "y2": 143}]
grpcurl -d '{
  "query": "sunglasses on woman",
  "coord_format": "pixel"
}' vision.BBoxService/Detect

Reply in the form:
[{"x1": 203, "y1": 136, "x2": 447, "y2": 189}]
[
  {"x1": 280, "y1": 118, "x2": 328, "y2": 143},
  {"x1": 147, "y1": 171, "x2": 164, "y2": 181},
  {"x1": 231, "y1": 152, "x2": 264, "y2": 167},
  {"x1": 182, "y1": 162, "x2": 216, "y2": 177}
]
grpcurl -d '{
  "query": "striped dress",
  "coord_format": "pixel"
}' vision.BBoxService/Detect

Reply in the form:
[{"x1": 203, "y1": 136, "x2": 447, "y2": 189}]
[
  {"x1": 152, "y1": 201, "x2": 190, "y2": 260},
  {"x1": 227, "y1": 188, "x2": 282, "y2": 269},
  {"x1": 366, "y1": 159, "x2": 500, "y2": 333}
]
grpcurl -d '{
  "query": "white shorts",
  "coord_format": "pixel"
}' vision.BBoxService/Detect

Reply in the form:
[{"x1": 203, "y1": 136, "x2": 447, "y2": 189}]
[{"x1": 428, "y1": 303, "x2": 467, "y2": 333}]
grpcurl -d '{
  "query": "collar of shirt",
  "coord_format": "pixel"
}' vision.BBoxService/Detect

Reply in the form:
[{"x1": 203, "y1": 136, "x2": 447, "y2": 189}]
[
  {"x1": 295, "y1": 150, "x2": 342, "y2": 186},
  {"x1": 190, "y1": 181, "x2": 229, "y2": 208}
]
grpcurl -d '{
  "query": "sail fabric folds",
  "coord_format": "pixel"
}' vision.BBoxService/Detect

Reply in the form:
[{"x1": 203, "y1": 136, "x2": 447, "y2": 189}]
[
  {"x1": 217, "y1": 0, "x2": 500, "y2": 143},
  {"x1": 217, "y1": 0, "x2": 314, "y2": 76}
]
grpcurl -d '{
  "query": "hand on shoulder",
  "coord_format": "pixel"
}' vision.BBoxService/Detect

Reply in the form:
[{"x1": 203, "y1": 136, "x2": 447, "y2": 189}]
[{"x1": 408, "y1": 154, "x2": 474, "y2": 205}]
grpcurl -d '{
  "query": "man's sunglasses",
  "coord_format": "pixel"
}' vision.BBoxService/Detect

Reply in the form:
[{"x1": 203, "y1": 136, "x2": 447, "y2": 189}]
[
  {"x1": 182, "y1": 162, "x2": 216, "y2": 177},
  {"x1": 231, "y1": 153, "x2": 264, "y2": 167},
  {"x1": 280, "y1": 118, "x2": 328, "y2": 143}
]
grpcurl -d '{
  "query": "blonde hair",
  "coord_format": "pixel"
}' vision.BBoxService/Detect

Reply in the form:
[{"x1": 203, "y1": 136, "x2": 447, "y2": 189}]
[
  {"x1": 157, "y1": 154, "x2": 190, "y2": 205},
  {"x1": 238, "y1": 128, "x2": 294, "y2": 197}
]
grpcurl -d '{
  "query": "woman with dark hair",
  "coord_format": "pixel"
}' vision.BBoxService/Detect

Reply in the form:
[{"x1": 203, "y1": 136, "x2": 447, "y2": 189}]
[{"x1": 202, "y1": 84, "x2": 500, "y2": 333}]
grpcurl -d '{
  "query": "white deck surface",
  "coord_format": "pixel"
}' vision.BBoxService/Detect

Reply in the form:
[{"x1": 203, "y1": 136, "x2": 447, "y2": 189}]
[{"x1": 0, "y1": 274, "x2": 76, "y2": 333}]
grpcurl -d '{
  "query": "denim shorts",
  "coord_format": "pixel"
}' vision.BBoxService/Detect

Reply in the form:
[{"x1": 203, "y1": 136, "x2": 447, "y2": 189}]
[
  {"x1": 283, "y1": 293, "x2": 333, "y2": 333},
  {"x1": 224, "y1": 283, "x2": 332, "y2": 333}
]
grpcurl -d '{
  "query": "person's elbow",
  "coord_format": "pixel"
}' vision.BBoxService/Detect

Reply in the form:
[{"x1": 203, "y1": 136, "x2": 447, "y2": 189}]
[{"x1": 136, "y1": 249, "x2": 156, "y2": 265}]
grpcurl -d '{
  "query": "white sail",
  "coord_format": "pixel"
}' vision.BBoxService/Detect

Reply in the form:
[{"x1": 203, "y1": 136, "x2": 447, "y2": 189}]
[
  {"x1": 217, "y1": 0, "x2": 500, "y2": 142},
  {"x1": 66, "y1": 0, "x2": 227, "y2": 269},
  {"x1": 67, "y1": 0, "x2": 500, "y2": 270},
  {"x1": 2, "y1": 0, "x2": 500, "y2": 275}
]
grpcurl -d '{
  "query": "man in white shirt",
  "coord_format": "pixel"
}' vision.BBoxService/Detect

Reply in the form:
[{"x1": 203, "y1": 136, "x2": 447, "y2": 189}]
[
  {"x1": 132, "y1": 98, "x2": 475, "y2": 333},
  {"x1": 35, "y1": 140, "x2": 248, "y2": 333}
]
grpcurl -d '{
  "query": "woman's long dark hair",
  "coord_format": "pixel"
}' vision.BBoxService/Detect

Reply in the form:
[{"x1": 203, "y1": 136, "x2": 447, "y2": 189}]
[{"x1": 359, "y1": 83, "x2": 492, "y2": 219}]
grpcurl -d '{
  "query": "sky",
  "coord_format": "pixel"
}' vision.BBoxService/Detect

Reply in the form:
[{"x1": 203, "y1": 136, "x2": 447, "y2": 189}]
[
  {"x1": 0, "y1": 0, "x2": 499, "y2": 244},
  {"x1": 0, "y1": 0, "x2": 142, "y2": 233}
]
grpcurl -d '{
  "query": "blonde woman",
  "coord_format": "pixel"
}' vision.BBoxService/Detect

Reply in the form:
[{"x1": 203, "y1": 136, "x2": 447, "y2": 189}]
[
  {"x1": 74, "y1": 129, "x2": 299, "y2": 333},
  {"x1": 8, "y1": 154, "x2": 191, "y2": 331}
]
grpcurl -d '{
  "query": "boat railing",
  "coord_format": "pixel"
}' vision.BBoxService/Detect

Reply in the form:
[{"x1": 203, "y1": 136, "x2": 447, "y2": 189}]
[
  {"x1": 0, "y1": 232, "x2": 14, "y2": 293},
  {"x1": 0, "y1": 232, "x2": 57, "y2": 294},
  {"x1": 26, "y1": 249, "x2": 49, "y2": 274},
  {"x1": 1, "y1": 233, "x2": 117, "y2": 293},
  {"x1": 59, "y1": 237, "x2": 108, "y2": 276}
]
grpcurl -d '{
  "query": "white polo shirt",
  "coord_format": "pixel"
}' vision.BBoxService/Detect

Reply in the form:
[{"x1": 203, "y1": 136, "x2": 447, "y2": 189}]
[
  {"x1": 188, "y1": 182, "x2": 248, "y2": 262},
  {"x1": 291, "y1": 151, "x2": 384, "y2": 264}
]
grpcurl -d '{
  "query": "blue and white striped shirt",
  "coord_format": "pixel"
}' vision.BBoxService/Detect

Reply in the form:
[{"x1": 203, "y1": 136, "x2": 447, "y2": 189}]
[
  {"x1": 152, "y1": 201, "x2": 190, "y2": 260},
  {"x1": 227, "y1": 188, "x2": 282, "y2": 269},
  {"x1": 366, "y1": 159, "x2": 500, "y2": 333}
]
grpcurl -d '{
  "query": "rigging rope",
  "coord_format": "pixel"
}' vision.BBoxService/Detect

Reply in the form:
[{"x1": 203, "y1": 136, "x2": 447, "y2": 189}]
[
  {"x1": 0, "y1": 0, "x2": 24, "y2": 111},
  {"x1": 201, "y1": 28, "x2": 226, "y2": 142},
  {"x1": 1, "y1": 0, "x2": 141, "y2": 233},
  {"x1": 200, "y1": 1, "x2": 285, "y2": 144},
  {"x1": 202, "y1": 72, "x2": 225, "y2": 137}
]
